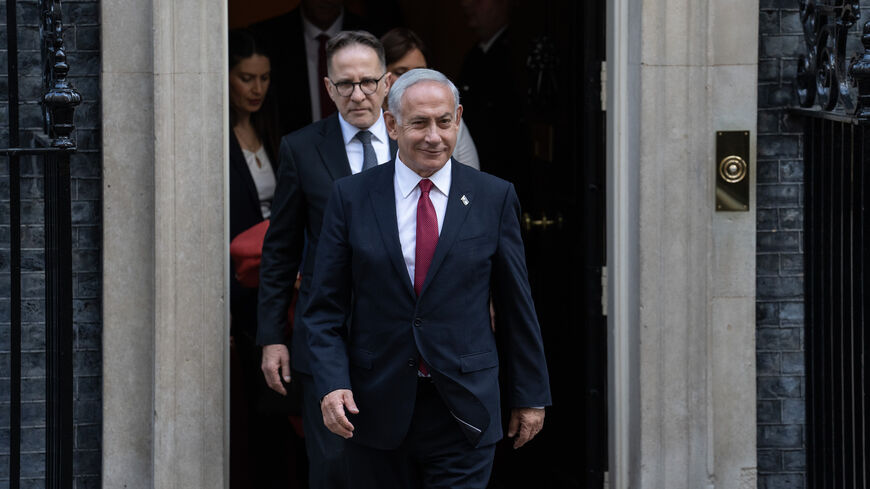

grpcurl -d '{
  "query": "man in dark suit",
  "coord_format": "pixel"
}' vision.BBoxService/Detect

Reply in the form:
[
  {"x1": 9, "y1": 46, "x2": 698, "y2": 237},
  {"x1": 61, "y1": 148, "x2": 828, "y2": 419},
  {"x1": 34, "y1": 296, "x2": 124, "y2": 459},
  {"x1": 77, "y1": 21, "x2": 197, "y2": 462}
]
[
  {"x1": 456, "y1": 0, "x2": 528, "y2": 191},
  {"x1": 252, "y1": 0, "x2": 369, "y2": 135},
  {"x1": 257, "y1": 31, "x2": 395, "y2": 489},
  {"x1": 305, "y1": 68, "x2": 551, "y2": 489}
]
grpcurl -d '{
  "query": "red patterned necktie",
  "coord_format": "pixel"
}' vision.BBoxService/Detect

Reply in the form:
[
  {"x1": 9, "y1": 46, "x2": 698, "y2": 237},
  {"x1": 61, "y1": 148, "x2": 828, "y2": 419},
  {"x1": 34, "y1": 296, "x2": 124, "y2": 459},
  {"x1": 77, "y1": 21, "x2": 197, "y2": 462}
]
[
  {"x1": 414, "y1": 179, "x2": 438, "y2": 376},
  {"x1": 317, "y1": 33, "x2": 335, "y2": 119},
  {"x1": 414, "y1": 179, "x2": 438, "y2": 295}
]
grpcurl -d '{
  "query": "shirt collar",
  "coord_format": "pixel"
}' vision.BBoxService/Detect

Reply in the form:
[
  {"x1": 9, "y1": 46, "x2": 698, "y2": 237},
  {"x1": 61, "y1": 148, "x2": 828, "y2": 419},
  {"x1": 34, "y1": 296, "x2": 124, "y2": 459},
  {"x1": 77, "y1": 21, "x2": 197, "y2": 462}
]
[
  {"x1": 302, "y1": 9, "x2": 344, "y2": 40},
  {"x1": 338, "y1": 110, "x2": 387, "y2": 146},
  {"x1": 396, "y1": 155, "x2": 452, "y2": 199},
  {"x1": 479, "y1": 24, "x2": 508, "y2": 53}
]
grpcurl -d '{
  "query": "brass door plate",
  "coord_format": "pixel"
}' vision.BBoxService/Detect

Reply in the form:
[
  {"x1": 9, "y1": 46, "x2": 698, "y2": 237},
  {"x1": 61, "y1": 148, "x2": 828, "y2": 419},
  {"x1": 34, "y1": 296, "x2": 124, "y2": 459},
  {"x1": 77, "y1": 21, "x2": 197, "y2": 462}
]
[{"x1": 716, "y1": 131, "x2": 750, "y2": 211}]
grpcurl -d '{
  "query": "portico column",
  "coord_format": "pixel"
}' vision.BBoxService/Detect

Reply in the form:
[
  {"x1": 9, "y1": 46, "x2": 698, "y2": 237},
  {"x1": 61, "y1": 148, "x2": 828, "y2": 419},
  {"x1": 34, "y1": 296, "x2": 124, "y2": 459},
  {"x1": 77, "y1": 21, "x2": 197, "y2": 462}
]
[
  {"x1": 102, "y1": 0, "x2": 229, "y2": 486},
  {"x1": 608, "y1": 0, "x2": 758, "y2": 487}
]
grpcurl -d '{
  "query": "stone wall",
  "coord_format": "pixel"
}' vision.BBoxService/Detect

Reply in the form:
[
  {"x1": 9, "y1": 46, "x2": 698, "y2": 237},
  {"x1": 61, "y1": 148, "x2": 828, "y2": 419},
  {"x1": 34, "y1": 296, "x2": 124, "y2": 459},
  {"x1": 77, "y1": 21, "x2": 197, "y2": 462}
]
[
  {"x1": 756, "y1": 2, "x2": 807, "y2": 488},
  {"x1": 0, "y1": 1, "x2": 102, "y2": 487}
]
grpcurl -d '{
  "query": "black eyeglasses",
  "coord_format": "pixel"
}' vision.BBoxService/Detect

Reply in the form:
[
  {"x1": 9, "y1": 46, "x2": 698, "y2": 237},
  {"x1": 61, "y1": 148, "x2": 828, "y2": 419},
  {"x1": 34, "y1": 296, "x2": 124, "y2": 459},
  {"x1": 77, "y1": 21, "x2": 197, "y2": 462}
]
[{"x1": 329, "y1": 73, "x2": 387, "y2": 97}]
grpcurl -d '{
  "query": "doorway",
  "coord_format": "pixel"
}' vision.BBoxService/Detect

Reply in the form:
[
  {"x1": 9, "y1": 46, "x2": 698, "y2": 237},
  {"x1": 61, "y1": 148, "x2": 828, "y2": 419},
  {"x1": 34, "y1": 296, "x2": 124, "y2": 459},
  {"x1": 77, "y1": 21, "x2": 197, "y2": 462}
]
[
  {"x1": 227, "y1": 1, "x2": 608, "y2": 487},
  {"x1": 467, "y1": 2, "x2": 607, "y2": 488}
]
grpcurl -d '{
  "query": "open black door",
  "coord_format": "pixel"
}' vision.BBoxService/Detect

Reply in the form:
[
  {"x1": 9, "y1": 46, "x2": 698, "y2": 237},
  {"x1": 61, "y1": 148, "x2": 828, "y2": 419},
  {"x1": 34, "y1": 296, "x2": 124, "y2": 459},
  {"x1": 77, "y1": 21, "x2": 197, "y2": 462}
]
[{"x1": 482, "y1": 1, "x2": 608, "y2": 488}]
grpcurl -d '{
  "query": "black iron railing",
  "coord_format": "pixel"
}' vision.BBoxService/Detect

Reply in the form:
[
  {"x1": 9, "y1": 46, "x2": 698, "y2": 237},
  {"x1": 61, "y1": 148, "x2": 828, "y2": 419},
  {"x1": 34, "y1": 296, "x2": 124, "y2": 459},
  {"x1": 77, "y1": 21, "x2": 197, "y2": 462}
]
[
  {"x1": 797, "y1": 109, "x2": 869, "y2": 489},
  {"x1": 2, "y1": 0, "x2": 79, "y2": 487},
  {"x1": 796, "y1": 0, "x2": 861, "y2": 112},
  {"x1": 795, "y1": 2, "x2": 870, "y2": 488}
]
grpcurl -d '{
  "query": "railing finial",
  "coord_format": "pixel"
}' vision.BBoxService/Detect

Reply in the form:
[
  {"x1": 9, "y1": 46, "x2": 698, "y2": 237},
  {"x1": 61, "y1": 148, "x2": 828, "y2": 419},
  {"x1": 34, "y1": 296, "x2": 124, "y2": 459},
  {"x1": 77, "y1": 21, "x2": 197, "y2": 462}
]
[{"x1": 41, "y1": 5, "x2": 81, "y2": 149}]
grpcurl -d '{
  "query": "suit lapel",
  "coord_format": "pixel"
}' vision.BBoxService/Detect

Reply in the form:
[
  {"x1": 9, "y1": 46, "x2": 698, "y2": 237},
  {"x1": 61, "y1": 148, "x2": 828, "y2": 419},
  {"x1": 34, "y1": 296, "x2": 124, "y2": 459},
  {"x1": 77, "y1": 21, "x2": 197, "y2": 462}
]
[
  {"x1": 370, "y1": 161, "x2": 416, "y2": 299},
  {"x1": 316, "y1": 115, "x2": 352, "y2": 181},
  {"x1": 230, "y1": 133, "x2": 262, "y2": 215},
  {"x1": 420, "y1": 161, "x2": 473, "y2": 297}
]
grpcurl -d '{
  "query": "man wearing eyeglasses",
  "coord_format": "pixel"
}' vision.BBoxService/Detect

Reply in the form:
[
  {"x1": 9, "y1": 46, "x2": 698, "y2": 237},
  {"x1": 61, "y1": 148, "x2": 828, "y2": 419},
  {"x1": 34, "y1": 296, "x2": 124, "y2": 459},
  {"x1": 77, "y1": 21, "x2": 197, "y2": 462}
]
[{"x1": 257, "y1": 30, "x2": 395, "y2": 489}]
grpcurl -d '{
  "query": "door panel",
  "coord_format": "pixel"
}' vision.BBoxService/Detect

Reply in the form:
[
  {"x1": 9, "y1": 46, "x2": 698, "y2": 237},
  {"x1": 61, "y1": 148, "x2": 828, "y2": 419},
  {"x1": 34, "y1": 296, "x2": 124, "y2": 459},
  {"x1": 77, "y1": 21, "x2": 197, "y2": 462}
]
[{"x1": 478, "y1": 1, "x2": 608, "y2": 487}]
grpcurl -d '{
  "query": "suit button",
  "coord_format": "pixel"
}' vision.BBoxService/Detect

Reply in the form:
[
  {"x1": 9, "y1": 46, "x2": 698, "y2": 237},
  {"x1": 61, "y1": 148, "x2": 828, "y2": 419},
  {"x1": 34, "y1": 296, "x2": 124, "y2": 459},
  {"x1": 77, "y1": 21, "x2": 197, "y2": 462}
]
[
  {"x1": 407, "y1": 358, "x2": 417, "y2": 368},
  {"x1": 414, "y1": 318, "x2": 422, "y2": 327}
]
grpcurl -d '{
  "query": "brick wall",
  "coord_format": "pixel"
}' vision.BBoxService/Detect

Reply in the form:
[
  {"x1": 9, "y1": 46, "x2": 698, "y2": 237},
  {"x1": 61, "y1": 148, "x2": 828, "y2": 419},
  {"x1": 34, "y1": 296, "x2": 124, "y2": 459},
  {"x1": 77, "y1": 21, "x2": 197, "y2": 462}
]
[
  {"x1": 757, "y1": 2, "x2": 807, "y2": 489},
  {"x1": 0, "y1": 1, "x2": 101, "y2": 488}
]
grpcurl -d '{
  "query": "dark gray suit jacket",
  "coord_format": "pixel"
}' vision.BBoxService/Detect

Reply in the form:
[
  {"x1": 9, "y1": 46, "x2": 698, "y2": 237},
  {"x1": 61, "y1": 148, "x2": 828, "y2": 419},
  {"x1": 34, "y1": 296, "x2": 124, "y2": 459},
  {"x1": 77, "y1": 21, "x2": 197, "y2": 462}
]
[{"x1": 257, "y1": 113, "x2": 396, "y2": 375}]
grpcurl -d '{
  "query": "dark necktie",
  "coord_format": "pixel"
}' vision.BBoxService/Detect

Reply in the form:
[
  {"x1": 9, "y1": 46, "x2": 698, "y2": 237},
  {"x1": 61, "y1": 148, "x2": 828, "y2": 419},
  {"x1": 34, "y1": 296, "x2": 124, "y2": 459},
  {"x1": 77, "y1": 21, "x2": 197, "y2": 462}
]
[
  {"x1": 415, "y1": 179, "x2": 438, "y2": 376},
  {"x1": 356, "y1": 130, "x2": 377, "y2": 172},
  {"x1": 317, "y1": 33, "x2": 335, "y2": 119}
]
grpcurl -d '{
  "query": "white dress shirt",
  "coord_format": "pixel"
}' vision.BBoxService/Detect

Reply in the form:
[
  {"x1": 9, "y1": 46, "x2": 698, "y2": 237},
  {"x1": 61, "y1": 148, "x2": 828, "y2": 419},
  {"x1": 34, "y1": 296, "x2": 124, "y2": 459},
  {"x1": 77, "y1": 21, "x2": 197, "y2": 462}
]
[
  {"x1": 302, "y1": 11, "x2": 344, "y2": 122},
  {"x1": 338, "y1": 110, "x2": 391, "y2": 175},
  {"x1": 395, "y1": 155, "x2": 451, "y2": 284},
  {"x1": 240, "y1": 146, "x2": 276, "y2": 219},
  {"x1": 453, "y1": 120, "x2": 480, "y2": 170},
  {"x1": 479, "y1": 25, "x2": 508, "y2": 54}
]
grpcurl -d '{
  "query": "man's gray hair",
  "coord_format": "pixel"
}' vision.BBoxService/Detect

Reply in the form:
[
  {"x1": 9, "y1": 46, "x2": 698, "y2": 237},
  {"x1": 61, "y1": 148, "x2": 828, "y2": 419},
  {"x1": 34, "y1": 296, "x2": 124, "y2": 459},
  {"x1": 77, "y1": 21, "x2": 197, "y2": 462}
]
[{"x1": 388, "y1": 68, "x2": 460, "y2": 123}]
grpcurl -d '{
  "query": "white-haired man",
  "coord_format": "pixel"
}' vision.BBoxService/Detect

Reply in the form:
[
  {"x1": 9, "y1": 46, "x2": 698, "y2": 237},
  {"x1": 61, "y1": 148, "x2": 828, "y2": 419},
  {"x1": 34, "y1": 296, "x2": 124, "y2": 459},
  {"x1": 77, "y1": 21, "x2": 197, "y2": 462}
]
[{"x1": 305, "y1": 68, "x2": 551, "y2": 488}]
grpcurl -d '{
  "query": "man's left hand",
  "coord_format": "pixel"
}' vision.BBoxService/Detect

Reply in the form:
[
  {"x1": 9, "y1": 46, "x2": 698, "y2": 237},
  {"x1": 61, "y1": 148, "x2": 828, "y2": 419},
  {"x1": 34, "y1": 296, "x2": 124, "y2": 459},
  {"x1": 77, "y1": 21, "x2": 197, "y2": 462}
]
[{"x1": 507, "y1": 407, "x2": 545, "y2": 449}]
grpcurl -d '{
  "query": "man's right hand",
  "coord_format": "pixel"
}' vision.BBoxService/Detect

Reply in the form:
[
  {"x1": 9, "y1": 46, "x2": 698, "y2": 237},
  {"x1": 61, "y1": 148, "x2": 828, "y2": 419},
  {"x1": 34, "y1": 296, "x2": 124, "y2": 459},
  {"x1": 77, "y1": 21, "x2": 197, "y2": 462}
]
[
  {"x1": 321, "y1": 389, "x2": 359, "y2": 439},
  {"x1": 261, "y1": 344, "x2": 291, "y2": 395}
]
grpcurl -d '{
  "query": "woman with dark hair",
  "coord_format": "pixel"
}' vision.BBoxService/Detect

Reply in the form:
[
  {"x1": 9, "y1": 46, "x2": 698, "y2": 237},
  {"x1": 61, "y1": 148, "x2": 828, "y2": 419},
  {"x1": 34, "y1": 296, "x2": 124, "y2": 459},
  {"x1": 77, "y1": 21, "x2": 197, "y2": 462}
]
[
  {"x1": 228, "y1": 28, "x2": 301, "y2": 489},
  {"x1": 380, "y1": 27, "x2": 481, "y2": 169},
  {"x1": 229, "y1": 28, "x2": 278, "y2": 238}
]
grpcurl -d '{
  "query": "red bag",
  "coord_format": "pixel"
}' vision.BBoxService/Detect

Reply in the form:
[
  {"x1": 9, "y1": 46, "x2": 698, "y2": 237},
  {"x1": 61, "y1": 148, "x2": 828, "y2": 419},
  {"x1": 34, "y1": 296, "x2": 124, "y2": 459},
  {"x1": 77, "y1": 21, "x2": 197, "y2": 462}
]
[
  {"x1": 230, "y1": 219, "x2": 299, "y2": 330},
  {"x1": 230, "y1": 219, "x2": 270, "y2": 287}
]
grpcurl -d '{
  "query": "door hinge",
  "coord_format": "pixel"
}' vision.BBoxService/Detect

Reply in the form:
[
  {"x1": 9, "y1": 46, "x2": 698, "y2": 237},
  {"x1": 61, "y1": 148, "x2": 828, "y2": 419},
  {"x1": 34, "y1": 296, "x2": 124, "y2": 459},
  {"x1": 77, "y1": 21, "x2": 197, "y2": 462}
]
[
  {"x1": 601, "y1": 265, "x2": 608, "y2": 316},
  {"x1": 600, "y1": 61, "x2": 607, "y2": 112}
]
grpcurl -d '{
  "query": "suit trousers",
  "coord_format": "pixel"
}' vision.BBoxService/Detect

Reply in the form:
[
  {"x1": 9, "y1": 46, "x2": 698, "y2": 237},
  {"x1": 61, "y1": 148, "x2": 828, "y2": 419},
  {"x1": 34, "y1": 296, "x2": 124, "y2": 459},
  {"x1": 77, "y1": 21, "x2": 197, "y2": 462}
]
[
  {"x1": 344, "y1": 379, "x2": 496, "y2": 489},
  {"x1": 299, "y1": 371, "x2": 349, "y2": 489}
]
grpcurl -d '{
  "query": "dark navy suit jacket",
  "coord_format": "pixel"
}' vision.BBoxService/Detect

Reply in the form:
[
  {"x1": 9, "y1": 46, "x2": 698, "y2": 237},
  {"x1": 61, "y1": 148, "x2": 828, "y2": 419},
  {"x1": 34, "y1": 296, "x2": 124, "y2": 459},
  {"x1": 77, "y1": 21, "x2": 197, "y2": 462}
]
[
  {"x1": 304, "y1": 160, "x2": 552, "y2": 450},
  {"x1": 257, "y1": 113, "x2": 396, "y2": 375}
]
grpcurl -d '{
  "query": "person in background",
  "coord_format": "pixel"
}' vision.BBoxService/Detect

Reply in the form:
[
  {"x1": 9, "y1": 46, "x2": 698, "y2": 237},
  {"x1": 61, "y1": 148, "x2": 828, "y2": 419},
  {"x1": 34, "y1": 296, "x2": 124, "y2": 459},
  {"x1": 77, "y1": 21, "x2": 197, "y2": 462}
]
[
  {"x1": 457, "y1": 0, "x2": 526, "y2": 185},
  {"x1": 380, "y1": 27, "x2": 480, "y2": 170},
  {"x1": 227, "y1": 28, "x2": 301, "y2": 489},
  {"x1": 257, "y1": 30, "x2": 396, "y2": 489},
  {"x1": 253, "y1": 0, "x2": 370, "y2": 136}
]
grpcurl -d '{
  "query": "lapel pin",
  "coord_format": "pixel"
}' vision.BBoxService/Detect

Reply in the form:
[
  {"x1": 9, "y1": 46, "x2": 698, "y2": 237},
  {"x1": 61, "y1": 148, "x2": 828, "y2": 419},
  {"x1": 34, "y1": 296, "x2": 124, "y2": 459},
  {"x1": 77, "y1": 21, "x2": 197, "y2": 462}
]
[{"x1": 461, "y1": 195, "x2": 469, "y2": 206}]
